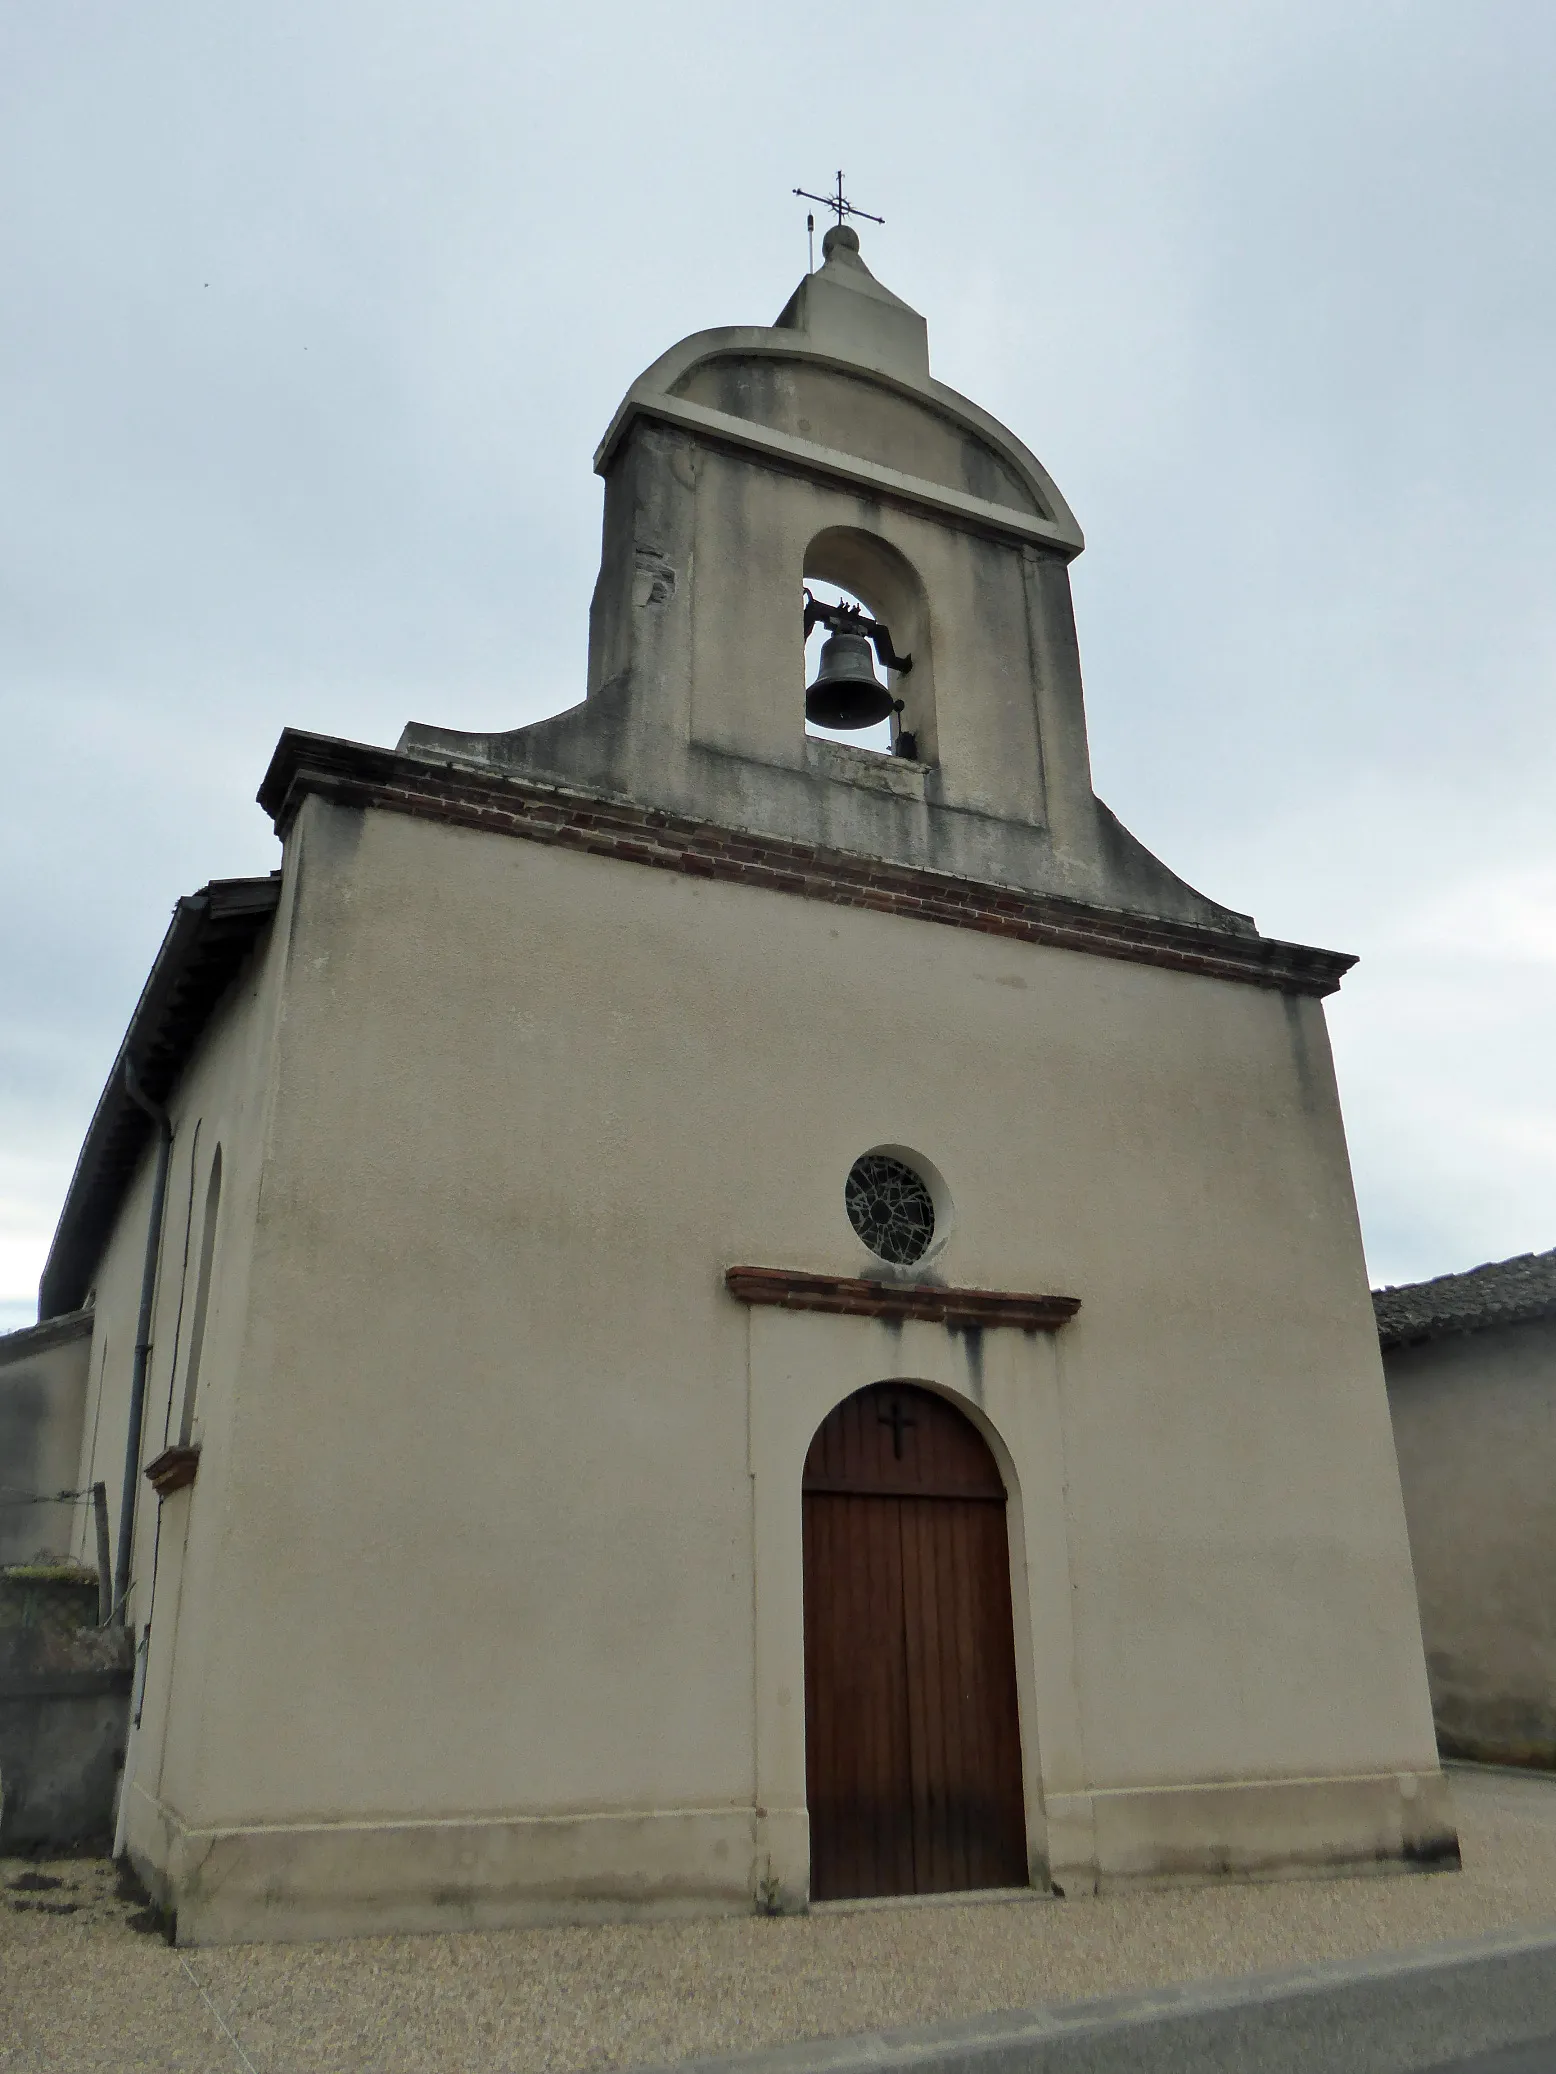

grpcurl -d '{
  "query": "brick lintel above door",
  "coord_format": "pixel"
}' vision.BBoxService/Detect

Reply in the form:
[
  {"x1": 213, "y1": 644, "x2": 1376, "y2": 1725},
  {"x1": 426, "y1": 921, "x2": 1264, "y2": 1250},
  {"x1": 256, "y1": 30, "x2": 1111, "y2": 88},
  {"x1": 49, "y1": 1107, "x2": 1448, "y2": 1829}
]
[{"x1": 724, "y1": 1267, "x2": 1079, "y2": 1333}]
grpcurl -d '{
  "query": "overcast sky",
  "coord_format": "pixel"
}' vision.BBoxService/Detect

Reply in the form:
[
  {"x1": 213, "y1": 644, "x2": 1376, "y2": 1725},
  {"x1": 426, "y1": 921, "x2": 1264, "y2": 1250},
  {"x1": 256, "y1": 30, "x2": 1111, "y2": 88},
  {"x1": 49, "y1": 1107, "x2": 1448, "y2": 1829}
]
[{"x1": 3, "y1": 1, "x2": 1553, "y2": 1331}]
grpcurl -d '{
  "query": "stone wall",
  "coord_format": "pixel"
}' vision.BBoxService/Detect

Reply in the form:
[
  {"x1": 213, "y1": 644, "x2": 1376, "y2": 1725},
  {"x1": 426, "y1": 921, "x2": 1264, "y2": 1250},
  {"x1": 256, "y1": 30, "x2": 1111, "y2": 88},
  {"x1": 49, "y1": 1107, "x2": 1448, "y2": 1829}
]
[{"x1": 0, "y1": 1568, "x2": 132, "y2": 1849}]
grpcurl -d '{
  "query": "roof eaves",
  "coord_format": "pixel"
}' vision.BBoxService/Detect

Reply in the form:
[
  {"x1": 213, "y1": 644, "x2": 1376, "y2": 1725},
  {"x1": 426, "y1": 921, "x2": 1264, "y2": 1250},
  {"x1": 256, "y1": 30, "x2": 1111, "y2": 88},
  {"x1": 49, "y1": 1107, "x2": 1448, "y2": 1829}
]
[{"x1": 37, "y1": 876, "x2": 281, "y2": 1321}]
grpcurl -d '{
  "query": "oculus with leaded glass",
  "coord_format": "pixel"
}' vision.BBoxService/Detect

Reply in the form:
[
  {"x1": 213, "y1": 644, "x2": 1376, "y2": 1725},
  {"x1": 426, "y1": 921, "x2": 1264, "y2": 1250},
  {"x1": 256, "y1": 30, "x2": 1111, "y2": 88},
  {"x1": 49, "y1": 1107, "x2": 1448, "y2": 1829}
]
[{"x1": 845, "y1": 1154, "x2": 935, "y2": 1267}]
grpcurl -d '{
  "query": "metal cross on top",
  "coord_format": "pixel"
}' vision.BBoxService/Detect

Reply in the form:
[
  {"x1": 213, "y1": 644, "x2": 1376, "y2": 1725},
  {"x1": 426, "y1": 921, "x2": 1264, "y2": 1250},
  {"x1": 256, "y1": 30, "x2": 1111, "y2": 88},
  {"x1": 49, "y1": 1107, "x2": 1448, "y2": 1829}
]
[{"x1": 793, "y1": 170, "x2": 884, "y2": 231}]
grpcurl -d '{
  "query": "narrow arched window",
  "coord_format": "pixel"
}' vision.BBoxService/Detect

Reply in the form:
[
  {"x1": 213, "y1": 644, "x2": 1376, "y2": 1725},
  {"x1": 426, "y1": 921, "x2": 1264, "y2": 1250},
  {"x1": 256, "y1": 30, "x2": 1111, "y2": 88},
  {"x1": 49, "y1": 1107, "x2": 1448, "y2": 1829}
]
[{"x1": 176, "y1": 1147, "x2": 222, "y2": 1445}]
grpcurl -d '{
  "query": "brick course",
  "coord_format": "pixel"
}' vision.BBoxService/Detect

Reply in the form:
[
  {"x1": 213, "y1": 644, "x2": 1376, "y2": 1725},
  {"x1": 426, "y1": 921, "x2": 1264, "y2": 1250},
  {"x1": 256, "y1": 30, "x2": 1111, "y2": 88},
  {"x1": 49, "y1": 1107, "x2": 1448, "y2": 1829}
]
[{"x1": 258, "y1": 730, "x2": 1356, "y2": 997}]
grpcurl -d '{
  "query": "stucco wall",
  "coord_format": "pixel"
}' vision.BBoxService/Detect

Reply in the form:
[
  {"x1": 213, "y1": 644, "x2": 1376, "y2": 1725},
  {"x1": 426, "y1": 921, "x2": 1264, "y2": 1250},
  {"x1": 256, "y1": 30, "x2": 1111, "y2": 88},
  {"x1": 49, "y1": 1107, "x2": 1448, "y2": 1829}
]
[
  {"x1": 0, "y1": 1311, "x2": 93, "y2": 1564},
  {"x1": 69, "y1": 893, "x2": 289, "y2": 1831},
  {"x1": 1387, "y1": 1318, "x2": 1556, "y2": 1766},
  {"x1": 112, "y1": 791, "x2": 1446, "y2": 1936}
]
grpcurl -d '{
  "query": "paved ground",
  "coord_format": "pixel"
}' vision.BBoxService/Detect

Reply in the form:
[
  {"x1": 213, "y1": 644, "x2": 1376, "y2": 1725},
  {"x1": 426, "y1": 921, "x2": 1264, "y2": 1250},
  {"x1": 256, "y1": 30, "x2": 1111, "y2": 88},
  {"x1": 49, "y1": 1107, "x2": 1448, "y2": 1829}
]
[{"x1": 6, "y1": 1768, "x2": 1556, "y2": 2074}]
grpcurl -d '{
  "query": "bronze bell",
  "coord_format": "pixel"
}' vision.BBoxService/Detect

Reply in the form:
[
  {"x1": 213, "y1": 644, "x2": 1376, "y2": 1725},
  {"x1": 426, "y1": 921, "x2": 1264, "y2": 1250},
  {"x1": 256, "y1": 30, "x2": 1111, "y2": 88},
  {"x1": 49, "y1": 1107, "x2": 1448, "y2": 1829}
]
[{"x1": 805, "y1": 629, "x2": 895, "y2": 731}]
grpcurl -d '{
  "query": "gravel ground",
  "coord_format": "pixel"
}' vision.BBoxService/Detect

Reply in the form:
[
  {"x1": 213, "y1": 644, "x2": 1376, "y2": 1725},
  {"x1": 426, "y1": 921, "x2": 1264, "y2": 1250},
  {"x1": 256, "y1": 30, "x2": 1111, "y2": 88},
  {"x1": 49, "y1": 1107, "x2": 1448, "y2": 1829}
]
[{"x1": 6, "y1": 1768, "x2": 1556, "y2": 2074}]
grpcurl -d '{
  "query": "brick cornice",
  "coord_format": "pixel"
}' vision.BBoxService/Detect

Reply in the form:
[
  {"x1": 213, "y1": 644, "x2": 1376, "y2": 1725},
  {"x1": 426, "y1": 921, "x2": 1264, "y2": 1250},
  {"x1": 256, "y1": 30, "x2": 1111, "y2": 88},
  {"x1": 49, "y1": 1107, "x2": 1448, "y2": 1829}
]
[
  {"x1": 725, "y1": 1266, "x2": 1081, "y2": 1332},
  {"x1": 258, "y1": 731, "x2": 1356, "y2": 997}
]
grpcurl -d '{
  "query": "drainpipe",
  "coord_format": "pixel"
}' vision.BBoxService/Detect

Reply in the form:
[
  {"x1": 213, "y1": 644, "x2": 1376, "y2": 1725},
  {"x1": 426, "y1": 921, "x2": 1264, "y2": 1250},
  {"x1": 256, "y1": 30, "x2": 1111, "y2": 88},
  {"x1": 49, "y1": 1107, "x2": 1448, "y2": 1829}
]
[{"x1": 113, "y1": 1061, "x2": 173, "y2": 1624}]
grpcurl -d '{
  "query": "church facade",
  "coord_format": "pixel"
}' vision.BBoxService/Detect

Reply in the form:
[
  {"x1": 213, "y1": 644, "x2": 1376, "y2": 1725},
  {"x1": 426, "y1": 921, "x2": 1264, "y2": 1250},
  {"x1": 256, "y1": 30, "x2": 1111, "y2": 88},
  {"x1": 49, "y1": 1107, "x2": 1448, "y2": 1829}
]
[{"x1": 46, "y1": 225, "x2": 1455, "y2": 1942}]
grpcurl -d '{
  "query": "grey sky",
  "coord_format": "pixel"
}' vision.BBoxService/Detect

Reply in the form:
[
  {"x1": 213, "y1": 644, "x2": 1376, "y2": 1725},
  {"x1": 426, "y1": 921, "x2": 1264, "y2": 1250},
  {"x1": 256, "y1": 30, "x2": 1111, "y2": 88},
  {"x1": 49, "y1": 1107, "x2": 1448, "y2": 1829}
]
[{"x1": 3, "y1": 1, "x2": 1553, "y2": 1329}]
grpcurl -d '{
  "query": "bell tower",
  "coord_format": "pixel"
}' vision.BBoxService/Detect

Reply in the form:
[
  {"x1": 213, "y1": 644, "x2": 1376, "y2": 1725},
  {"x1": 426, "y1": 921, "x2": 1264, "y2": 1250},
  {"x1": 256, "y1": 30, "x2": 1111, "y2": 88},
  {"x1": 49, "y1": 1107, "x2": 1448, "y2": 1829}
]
[{"x1": 401, "y1": 225, "x2": 1251, "y2": 933}]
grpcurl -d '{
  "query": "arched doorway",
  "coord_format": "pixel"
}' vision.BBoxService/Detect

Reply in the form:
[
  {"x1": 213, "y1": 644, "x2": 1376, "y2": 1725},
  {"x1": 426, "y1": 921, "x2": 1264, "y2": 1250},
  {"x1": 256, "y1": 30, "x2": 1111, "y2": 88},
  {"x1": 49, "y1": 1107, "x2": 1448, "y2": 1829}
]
[{"x1": 802, "y1": 1382, "x2": 1029, "y2": 1900}]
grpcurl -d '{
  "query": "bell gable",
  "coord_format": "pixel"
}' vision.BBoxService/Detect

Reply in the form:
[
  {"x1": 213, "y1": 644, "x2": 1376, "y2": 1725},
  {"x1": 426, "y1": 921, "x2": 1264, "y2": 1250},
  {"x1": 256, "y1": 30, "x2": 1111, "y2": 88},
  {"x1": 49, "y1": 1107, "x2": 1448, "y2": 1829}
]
[{"x1": 399, "y1": 230, "x2": 1245, "y2": 935}]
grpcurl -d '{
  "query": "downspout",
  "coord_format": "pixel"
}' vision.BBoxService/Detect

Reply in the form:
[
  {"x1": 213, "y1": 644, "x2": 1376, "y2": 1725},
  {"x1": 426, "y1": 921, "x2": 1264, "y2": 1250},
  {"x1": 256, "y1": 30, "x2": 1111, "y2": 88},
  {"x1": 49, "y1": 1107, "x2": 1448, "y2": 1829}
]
[{"x1": 113, "y1": 1060, "x2": 173, "y2": 1623}]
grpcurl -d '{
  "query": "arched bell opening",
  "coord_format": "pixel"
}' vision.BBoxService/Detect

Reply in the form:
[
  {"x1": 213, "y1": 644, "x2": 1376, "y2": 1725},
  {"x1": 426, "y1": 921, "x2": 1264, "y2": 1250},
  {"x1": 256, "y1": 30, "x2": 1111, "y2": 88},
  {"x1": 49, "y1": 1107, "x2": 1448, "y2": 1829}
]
[
  {"x1": 802, "y1": 579, "x2": 893, "y2": 751},
  {"x1": 801, "y1": 1381, "x2": 1029, "y2": 1900},
  {"x1": 802, "y1": 529, "x2": 934, "y2": 762}
]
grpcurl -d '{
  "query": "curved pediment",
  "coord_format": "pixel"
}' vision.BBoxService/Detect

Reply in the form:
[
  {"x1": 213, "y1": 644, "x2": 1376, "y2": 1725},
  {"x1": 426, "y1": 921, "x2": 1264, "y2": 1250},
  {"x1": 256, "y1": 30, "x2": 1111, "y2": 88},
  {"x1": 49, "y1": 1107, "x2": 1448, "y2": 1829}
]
[
  {"x1": 593, "y1": 228, "x2": 1082, "y2": 553},
  {"x1": 595, "y1": 326, "x2": 1083, "y2": 558},
  {"x1": 671, "y1": 351, "x2": 1046, "y2": 520}
]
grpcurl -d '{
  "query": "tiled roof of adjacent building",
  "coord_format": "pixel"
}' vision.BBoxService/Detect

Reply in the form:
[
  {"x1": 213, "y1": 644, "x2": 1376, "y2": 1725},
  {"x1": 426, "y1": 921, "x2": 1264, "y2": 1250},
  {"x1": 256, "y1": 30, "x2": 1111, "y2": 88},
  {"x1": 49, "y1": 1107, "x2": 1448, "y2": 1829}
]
[{"x1": 1373, "y1": 1247, "x2": 1556, "y2": 1350}]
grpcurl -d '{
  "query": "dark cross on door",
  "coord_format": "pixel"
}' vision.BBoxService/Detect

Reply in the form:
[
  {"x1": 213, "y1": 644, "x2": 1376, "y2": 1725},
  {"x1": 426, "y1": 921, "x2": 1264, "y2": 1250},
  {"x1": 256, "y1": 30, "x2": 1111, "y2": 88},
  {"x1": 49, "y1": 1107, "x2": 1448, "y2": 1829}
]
[
  {"x1": 793, "y1": 170, "x2": 885, "y2": 231},
  {"x1": 878, "y1": 1396, "x2": 918, "y2": 1460}
]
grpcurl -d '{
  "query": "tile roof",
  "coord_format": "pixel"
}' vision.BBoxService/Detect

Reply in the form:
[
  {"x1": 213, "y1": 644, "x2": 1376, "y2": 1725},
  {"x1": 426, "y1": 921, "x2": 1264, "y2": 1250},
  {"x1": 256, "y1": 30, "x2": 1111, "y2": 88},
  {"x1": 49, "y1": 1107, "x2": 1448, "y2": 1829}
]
[{"x1": 1373, "y1": 1247, "x2": 1556, "y2": 1350}]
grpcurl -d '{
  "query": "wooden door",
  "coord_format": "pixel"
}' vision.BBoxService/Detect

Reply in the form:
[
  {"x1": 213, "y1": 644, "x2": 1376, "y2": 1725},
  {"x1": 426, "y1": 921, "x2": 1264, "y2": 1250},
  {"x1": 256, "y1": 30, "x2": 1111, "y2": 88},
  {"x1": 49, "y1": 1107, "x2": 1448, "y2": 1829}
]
[{"x1": 802, "y1": 1383, "x2": 1029, "y2": 1900}]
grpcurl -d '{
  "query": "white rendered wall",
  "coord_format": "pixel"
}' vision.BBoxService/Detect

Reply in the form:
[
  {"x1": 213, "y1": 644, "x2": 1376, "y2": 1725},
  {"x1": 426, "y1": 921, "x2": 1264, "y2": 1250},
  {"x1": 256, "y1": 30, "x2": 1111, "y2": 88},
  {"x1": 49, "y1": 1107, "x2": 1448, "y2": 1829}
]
[
  {"x1": 73, "y1": 894, "x2": 292, "y2": 1852},
  {"x1": 110, "y1": 792, "x2": 1449, "y2": 1936}
]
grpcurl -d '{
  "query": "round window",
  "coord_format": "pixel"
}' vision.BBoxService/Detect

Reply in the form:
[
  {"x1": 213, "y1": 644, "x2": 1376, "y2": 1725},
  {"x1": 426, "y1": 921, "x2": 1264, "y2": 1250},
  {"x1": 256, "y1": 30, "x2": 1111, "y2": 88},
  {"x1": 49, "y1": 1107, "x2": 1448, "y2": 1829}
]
[{"x1": 845, "y1": 1153, "x2": 936, "y2": 1267}]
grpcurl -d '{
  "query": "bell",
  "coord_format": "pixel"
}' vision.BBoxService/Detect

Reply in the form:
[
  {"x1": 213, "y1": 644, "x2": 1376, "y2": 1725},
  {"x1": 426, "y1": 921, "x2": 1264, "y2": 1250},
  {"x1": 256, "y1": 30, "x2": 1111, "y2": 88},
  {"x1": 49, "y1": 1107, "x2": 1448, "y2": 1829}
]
[{"x1": 805, "y1": 629, "x2": 895, "y2": 730}]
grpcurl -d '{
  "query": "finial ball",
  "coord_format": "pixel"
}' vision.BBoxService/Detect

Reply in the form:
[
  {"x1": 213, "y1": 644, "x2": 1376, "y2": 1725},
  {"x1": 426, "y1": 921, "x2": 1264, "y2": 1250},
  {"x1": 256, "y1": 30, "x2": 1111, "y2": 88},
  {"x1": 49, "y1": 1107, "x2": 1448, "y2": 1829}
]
[{"x1": 822, "y1": 224, "x2": 860, "y2": 259}]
